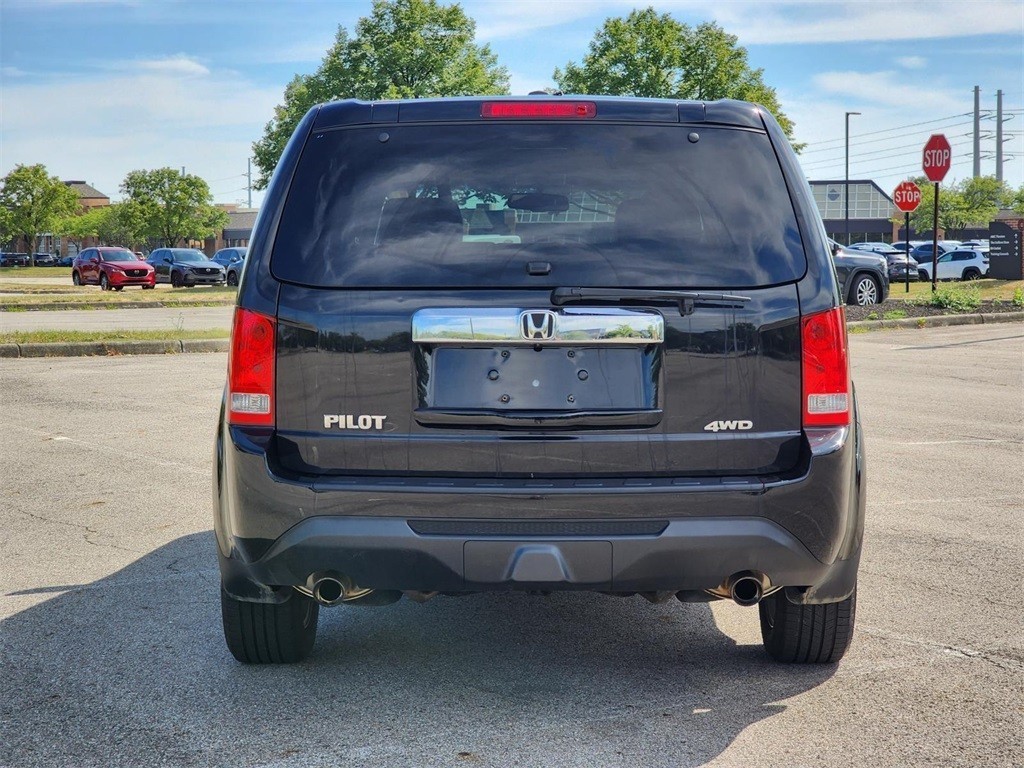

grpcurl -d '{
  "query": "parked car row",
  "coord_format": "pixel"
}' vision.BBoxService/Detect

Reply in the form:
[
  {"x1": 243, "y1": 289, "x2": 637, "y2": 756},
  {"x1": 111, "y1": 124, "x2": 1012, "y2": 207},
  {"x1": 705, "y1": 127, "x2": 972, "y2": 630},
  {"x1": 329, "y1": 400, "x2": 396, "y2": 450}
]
[
  {"x1": 67, "y1": 247, "x2": 248, "y2": 290},
  {"x1": 0, "y1": 252, "x2": 74, "y2": 266},
  {"x1": 0, "y1": 252, "x2": 30, "y2": 267},
  {"x1": 847, "y1": 239, "x2": 994, "y2": 285}
]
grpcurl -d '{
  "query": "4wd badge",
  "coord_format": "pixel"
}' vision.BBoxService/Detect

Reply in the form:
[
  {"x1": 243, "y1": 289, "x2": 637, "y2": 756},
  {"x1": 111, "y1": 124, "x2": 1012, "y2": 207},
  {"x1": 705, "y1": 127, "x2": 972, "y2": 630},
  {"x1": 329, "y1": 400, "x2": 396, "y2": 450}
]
[{"x1": 703, "y1": 420, "x2": 753, "y2": 432}]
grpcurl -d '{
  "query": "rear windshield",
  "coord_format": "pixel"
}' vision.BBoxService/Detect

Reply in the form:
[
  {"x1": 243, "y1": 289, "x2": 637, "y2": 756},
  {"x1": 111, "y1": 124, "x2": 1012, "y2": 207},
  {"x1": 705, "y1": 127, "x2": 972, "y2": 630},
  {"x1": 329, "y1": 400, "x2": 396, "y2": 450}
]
[{"x1": 272, "y1": 123, "x2": 806, "y2": 288}]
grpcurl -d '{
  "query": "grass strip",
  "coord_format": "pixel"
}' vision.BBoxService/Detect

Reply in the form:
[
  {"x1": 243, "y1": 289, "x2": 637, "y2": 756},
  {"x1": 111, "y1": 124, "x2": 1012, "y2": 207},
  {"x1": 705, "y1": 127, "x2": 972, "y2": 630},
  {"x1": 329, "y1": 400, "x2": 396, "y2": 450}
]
[{"x1": 0, "y1": 329, "x2": 229, "y2": 345}]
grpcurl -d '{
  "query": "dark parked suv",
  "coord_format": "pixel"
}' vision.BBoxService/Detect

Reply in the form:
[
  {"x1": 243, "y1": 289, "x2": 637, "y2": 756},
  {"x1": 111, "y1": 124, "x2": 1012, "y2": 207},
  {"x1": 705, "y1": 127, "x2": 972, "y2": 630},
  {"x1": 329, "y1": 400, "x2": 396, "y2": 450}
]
[{"x1": 215, "y1": 97, "x2": 865, "y2": 665}]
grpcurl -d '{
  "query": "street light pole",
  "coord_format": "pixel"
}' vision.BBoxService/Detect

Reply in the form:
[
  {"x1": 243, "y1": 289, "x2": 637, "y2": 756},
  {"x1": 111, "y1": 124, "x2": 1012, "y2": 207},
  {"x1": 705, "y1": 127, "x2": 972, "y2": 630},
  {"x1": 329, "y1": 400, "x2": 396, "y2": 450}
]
[{"x1": 845, "y1": 111, "x2": 861, "y2": 246}]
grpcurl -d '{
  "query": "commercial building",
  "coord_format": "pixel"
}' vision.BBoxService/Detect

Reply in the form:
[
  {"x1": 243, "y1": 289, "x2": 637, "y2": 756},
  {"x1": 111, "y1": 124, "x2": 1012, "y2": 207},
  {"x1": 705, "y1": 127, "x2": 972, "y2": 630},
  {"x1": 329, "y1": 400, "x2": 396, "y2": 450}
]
[{"x1": 808, "y1": 180, "x2": 900, "y2": 244}]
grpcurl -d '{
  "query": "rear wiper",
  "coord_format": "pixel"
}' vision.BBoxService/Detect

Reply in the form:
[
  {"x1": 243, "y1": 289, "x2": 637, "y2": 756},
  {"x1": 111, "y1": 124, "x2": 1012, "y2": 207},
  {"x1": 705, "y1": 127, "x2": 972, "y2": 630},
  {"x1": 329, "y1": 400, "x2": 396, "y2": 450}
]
[{"x1": 551, "y1": 287, "x2": 751, "y2": 317}]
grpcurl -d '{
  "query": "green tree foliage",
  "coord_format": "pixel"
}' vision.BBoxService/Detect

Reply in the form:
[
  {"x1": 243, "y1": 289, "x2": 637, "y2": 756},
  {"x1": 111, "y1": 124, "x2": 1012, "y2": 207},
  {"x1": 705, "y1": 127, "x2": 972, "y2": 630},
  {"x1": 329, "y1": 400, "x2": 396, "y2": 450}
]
[
  {"x1": 0, "y1": 164, "x2": 80, "y2": 264},
  {"x1": 252, "y1": 0, "x2": 509, "y2": 189},
  {"x1": 0, "y1": 207, "x2": 14, "y2": 250},
  {"x1": 53, "y1": 206, "x2": 105, "y2": 251},
  {"x1": 1013, "y1": 185, "x2": 1024, "y2": 215},
  {"x1": 553, "y1": 9, "x2": 796, "y2": 140},
  {"x1": 897, "y1": 175, "x2": 1012, "y2": 236},
  {"x1": 120, "y1": 168, "x2": 228, "y2": 247},
  {"x1": 97, "y1": 202, "x2": 150, "y2": 251}
]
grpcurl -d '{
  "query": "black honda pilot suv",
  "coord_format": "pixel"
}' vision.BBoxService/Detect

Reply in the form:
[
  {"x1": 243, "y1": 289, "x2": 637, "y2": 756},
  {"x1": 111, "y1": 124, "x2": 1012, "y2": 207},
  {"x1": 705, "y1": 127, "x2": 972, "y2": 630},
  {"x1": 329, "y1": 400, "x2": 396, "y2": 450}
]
[{"x1": 214, "y1": 97, "x2": 865, "y2": 664}]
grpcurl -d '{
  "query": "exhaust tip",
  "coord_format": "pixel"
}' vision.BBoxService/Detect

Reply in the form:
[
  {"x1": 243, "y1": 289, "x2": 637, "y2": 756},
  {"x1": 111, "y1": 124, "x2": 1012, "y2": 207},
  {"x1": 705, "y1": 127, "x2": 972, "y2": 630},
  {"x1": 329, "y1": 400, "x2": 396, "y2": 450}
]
[
  {"x1": 312, "y1": 577, "x2": 346, "y2": 606},
  {"x1": 729, "y1": 575, "x2": 763, "y2": 607}
]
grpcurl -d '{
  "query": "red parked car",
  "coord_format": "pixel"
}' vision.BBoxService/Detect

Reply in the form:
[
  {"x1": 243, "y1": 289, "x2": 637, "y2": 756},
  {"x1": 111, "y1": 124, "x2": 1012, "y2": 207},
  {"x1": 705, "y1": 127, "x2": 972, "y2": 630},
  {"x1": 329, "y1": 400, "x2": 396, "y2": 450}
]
[{"x1": 72, "y1": 247, "x2": 156, "y2": 291}]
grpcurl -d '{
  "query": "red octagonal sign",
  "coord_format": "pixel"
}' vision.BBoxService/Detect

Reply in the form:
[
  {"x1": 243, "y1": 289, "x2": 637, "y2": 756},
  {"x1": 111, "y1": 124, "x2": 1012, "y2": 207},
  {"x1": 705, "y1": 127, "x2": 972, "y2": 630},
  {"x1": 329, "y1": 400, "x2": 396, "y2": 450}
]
[
  {"x1": 893, "y1": 181, "x2": 922, "y2": 213},
  {"x1": 922, "y1": 134, "x2": 952, "y2": 182}
]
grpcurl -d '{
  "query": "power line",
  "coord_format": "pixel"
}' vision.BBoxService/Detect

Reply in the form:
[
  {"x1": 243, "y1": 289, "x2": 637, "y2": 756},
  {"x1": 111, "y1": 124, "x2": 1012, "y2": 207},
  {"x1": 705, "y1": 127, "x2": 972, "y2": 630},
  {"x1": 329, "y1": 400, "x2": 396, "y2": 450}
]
[
  {"x1": 839, "y1": 155, "x2": 974, "y2": 180},
  {"x1": 801, "y1": 119, "x2": 974, "y2": 157},
  {"x1": 800, "y1": 112, "x2": 972, "y2": 151},
  {"x1": 800, "y1": 137, "x2": 974, "y2": 171},
  {"x1": 207, "y1": 173, "x2": 247, "y2": 183}
]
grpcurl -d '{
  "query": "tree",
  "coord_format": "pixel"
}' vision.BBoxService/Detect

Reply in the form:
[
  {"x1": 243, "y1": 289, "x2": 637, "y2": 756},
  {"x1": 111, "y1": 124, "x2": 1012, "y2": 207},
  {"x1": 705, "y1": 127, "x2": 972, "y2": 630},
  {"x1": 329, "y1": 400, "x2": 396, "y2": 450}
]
[
  {"x1": 553, "y1": 9, "x2": 796, "y2": 141},
  {"x1": 97, "y1": 202, "x2": 150, "y2": 251},
  {"x1": 0, "y1": 206, "x2": 14, "y2": 250},
  {"x1": 53, "y1": 206, "x2": 105, "y2": 253},
  {"x1": 120, "y1": 168, "x2": 228, "y2": 247},
  {"x1": 1013, "y1": 185, "x2": 1024, "y2": 216},
  {"x1": 898, "y1": 175, "x2": 1010, "y2": 237},
  {"x1": 0, "y1": 164, "x2": 80, "y2": 264},
  {"x1": 252, "y1": 0, "x2": 509, "y2": 188}
]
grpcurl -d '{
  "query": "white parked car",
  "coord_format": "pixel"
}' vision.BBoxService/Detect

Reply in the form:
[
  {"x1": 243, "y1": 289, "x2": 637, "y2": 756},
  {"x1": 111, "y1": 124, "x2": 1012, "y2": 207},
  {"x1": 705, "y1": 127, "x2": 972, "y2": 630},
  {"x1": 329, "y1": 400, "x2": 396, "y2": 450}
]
[{"x1": 916, "y1": 249, "x2": 989, "y2": 281}]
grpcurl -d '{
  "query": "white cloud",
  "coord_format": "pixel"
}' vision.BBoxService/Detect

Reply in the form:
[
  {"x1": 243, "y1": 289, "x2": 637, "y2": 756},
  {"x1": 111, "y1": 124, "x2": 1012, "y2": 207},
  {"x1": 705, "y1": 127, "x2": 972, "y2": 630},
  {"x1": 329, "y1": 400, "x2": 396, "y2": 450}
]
[
  {"x1": 672, "y1": 0, "x2": 1023, "y2": 45},
  {"x1": 812, "y1": 70, "x2": 963, "y2": 113},
  {"x1": 0, "y1": 66, "x2": 280, "y2": 206},
  {"x1": 896, "y1": 56, "x2": 927, "y2": 70},
  {"x1": 473, "y1": 1, "x2": 618, "y2": 41},
  {"x1": 468, "y1": 0, "x2": 1023, "y2": 46},
  {"x1": 136, "y1": 54, "x2": 209, "y2": 77}
]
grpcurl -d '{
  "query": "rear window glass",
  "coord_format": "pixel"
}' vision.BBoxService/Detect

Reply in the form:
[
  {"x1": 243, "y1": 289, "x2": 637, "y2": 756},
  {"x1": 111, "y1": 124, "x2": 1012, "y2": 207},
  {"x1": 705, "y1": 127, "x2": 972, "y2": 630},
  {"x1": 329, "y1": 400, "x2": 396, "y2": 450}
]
[{"x1": 272, "y1": 123, "x2": 805, "y2": 288}]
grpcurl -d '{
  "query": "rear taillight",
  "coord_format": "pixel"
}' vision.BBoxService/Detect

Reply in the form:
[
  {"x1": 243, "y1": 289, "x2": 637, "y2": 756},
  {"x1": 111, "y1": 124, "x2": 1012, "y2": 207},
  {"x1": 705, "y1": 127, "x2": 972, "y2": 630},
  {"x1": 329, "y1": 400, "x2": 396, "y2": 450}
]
[
  {"x1": 801, "y1": 307, "x2": 850, "y2": 427},
  {"x1": 228, "y1": 307, "x2": 275, "y2": 426}
]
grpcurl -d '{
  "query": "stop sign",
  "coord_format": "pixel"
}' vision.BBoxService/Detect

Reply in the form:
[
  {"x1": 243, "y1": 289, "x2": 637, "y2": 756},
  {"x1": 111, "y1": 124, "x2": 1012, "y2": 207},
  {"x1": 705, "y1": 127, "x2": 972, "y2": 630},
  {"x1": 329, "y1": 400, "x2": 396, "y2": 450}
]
[
  {"x1": 922, "y1": 134, "x2": 952, "y2": 182},
  {"x1": 893, "y1": 181, "x2": 922, "y2": 213}
]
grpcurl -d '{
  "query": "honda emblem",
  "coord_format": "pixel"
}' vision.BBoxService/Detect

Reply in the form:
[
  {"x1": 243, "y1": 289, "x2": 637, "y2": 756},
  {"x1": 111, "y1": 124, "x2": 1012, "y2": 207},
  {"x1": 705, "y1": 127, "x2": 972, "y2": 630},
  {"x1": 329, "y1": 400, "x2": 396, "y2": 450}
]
[{"x1": 520, "y1": 310, "x2": 556, "y2": 340}]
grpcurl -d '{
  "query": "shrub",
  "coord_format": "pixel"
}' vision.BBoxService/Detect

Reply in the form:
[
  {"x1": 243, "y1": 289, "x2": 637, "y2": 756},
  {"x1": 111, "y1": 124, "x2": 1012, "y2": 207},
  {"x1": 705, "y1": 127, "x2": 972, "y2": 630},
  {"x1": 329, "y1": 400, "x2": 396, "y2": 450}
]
[{"x1": 924, "y1": 285, "x2": 981, "y2": 313}]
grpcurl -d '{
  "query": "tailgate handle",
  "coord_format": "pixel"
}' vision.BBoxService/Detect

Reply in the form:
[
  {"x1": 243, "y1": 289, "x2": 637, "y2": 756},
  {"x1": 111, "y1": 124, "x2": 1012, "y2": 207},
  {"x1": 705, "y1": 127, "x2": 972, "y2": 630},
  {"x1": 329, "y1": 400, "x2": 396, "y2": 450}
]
[{"x1": 414, "y1": 408, "x2": 663, "y2": 429}]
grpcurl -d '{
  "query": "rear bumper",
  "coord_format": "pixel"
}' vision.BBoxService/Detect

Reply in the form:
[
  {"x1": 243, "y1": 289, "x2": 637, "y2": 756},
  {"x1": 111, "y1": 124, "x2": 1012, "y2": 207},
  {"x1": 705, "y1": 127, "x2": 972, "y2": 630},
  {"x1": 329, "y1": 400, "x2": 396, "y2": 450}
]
[
  {"x1": 219, "y1": 514, "x2": 860, "y2": 605},
  {"x1": 214, "y1": 405, "x2": 866, "y2": 606}
]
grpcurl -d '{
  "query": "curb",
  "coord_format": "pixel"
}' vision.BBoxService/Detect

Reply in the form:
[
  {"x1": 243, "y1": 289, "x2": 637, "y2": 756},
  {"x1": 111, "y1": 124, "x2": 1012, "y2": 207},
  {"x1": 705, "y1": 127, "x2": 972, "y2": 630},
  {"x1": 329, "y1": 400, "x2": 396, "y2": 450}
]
[
  {"x1": 847, "y1": 311, "x2": 1024, "y2": 331},
  {"x1": 0, "y1": 338, "x2": 229, "y2": 358}
]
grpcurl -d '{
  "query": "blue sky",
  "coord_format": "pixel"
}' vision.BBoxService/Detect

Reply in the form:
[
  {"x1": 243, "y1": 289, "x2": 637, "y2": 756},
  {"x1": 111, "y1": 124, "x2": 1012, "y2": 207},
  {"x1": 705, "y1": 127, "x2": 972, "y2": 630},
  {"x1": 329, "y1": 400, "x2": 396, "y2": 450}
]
[{"x1": 2, "y1": 0, "x2": 1022, "y2": 208}]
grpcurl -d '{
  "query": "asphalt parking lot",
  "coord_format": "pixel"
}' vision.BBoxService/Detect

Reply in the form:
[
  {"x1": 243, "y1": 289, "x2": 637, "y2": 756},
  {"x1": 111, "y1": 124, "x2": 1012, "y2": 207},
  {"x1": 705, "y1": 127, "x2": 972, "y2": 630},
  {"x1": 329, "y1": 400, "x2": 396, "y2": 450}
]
[{"x1": 1, "y1": 324, "x2": 1022, "y2": 768}]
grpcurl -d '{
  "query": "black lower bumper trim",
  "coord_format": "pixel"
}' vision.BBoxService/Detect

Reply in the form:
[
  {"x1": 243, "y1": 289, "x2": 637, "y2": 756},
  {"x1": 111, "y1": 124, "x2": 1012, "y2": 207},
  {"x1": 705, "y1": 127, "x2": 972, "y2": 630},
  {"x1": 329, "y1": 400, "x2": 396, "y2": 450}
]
[{"x1": 220, "y1": 515, "x2": 856, "y2": 603}]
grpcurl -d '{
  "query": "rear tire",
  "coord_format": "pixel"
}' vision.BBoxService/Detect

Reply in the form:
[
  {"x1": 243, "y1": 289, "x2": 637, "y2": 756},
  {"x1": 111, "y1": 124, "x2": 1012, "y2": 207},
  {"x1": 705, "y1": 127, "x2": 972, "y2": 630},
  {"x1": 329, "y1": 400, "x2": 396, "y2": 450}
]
[
  {"x1": 220, "y1": 588, "x2": 319, "y2": 664},
  {"x1": 918, "y1": 270, "x2": 929, "y2": 282},
  {"x1": 170, "y1": 271, "x2": 182, "y2": 288},
  {"x1": 962, "y1": 268, "x2": 980, "y2": 281},
  {"x1": 759, "y1": 588, "x2": 856, "y2": 663},
  {"x1": 72, "y1": 271, "x2": 81, "y2": 286},
  {"x1": 849, "y1": 275, "x2": 879, "y2": 306},
  {"x1": 227, "y1": 270, "x2": 239, "y2": 287}
]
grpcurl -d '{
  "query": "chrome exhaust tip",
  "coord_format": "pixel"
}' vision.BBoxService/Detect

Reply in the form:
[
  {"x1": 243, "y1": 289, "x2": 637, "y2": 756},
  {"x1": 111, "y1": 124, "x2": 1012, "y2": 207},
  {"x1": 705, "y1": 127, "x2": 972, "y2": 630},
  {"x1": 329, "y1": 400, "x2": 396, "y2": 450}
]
[
  {"x1": 729, "y1": 574, "x2": 764, "y2": 607},
  {"x1": 705, "y1": 571, "x2": 771, "y2": 606},
  {"x1": 311, "y1": 576, "x2": 346, "y2": 606}
]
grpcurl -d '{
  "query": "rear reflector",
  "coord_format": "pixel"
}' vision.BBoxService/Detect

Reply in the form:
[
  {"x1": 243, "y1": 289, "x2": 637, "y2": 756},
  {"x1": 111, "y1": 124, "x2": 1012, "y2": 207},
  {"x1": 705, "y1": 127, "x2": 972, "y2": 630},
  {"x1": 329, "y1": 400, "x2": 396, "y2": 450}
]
[
  {"x1": 801, "y1": 306, "x2": 850, "y2": 427},
  {"x1": 481, "y1": 101, "x2": 597, "y2": 119},
  {"x1": 228, "y1": 307, "x2": 276, "y2": 426}
]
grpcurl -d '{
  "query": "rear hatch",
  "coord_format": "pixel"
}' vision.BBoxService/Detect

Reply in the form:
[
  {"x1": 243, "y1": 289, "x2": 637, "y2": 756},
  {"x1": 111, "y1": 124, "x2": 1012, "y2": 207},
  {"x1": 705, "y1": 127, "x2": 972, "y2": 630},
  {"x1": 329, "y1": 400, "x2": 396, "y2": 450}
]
[{"x1": 270, "y1": 109, "x2": 806, "y2": 479}]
